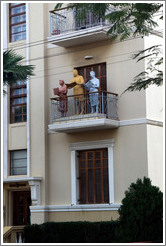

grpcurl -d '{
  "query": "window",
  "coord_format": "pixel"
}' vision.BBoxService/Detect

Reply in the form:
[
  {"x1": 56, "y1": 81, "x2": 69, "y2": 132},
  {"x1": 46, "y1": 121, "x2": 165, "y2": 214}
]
[
  {"x1": 10, "y1": 150, "x2": 27, "y2": 175},
  {"x1": 70, "y1": 140, "x2": 114, "y2": 206},
  {"x1": 78, "y1": 148, "x2": 109, "y2": 204},
  {"x1": 9, "y1": 3, "x2": 26, "y2": 42},
  {"x1": 10, "y1": 80, "x2": 27, "y2": 123}
]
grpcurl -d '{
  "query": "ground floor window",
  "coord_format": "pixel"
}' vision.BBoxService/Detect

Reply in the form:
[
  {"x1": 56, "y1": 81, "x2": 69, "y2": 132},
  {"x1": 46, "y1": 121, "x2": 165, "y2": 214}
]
[
  {"x1": 70, "y1": 139, "x2": 114, "y2": 206},
  {"x1": 78, "y1": 148, "x2": 109, "y2": 204},
  {"x1": 10, "y1": 150, "x2": 27, "y2": 175}
]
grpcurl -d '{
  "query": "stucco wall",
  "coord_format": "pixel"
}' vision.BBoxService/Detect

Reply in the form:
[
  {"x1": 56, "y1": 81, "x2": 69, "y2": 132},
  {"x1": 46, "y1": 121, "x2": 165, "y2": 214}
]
[
  {"x1": 46, "y1": 37, "x2": 146, "y2": 123},
  {"x1": 147, "y1": 125, "x2": 163, "y2": 191},
  {"x1": 45, "y1": 124, "x2": 148, "y2": 206},
  {"x1": 31, "y1": 210, "x2": 119, "y2": 224},
  {"x1": 144, "y1": 34, "x2": 163, "y2": 122}
]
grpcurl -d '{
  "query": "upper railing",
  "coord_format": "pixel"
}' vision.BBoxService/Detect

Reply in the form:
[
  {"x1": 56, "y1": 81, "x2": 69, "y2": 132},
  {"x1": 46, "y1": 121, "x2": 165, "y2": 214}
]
[
  {"x1": 50, "y1": 91, "x2": 118, "y2": 123},
  {"x1": 50, "y1": 7, "x2": 109, "y2": 36}
]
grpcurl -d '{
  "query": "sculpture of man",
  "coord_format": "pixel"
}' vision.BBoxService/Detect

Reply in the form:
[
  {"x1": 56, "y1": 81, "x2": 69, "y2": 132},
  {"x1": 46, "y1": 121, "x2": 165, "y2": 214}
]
[
  {"x1": 58, "y1": 80, "x2": 68, "y2": 117},
  {"x1": 70, "y1": 69, "x2": 85, "y2": 115},
  {"x1": 88, "y1": 71, "x2": 99, "y2": 113}
]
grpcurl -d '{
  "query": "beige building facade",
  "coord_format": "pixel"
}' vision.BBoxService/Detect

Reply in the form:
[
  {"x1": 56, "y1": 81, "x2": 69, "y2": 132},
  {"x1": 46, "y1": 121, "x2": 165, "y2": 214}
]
[{"x1": 3, "y1": 2, "x2": 163, "y2": 232}]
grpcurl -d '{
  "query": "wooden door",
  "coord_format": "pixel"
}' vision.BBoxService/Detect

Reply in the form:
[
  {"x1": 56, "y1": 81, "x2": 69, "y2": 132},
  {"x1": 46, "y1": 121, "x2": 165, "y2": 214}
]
[
  {"x1": 13, "y1": 191, "x2": 31, "y2": 225},
  {"x1": 76, "y1": 63, "x2": 107, "y2": 114}
]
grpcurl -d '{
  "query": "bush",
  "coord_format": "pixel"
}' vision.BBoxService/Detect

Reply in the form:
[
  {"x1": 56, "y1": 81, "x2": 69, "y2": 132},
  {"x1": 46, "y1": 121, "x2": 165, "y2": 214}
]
[
  {"x1": 24, "y1": 221, "x2": 119, "y2": 243},
  {"x1": 116, "y1": 177, "x2": 163, "y2": 243}
]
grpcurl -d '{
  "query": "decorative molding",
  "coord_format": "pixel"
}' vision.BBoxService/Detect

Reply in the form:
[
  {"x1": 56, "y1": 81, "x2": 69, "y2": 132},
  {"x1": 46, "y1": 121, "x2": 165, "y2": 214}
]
[
  {"x1": 70, "y1": 139, "x2": 115, "y2": 151},
  {"x1": 30, "y1": 204, "x2": 121, "y2": 212},
  {"x1": 3, "y1": 176, "x2": 42, "y2": 183},
  {"x1": 26, "y1": 3, "x2": 30, "y2": 177},
  {"x1": 120, "y1": 118, "x2": 163, "y2": 127},
  {"x1": 28, "y1": 180, "x2": 41, "y2": 206}
]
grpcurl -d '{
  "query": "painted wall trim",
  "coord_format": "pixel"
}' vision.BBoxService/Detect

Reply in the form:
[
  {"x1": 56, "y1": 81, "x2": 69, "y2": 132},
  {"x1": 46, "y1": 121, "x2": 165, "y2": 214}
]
[
  {"x1": 48, "y1": 118, "x2": 163, "y2": 134},
  {"x1": 3, "y1": 3, "x2": 8, "y2": 179},
  {"x1": 70, "y1": 139, "x2": 115, "y2": 151},
  {"x1": 30, "y1": 204, "x2": 121, "y2": 212},
  {"x1": 119, "y1": 118, "x2": 163, "y2": 127},
  {"x1": 3, "y1": 176, "x2": 42, "y2": 183},
  {"x1": 26, "y1": 3, "x2": 30, "y2": 177}
]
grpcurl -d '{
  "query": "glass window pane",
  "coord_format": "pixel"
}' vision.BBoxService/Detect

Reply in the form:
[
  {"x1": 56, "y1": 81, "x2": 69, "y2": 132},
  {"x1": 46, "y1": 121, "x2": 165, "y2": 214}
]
[
  {"x1": 12, "y1": 25, "x2": 21, "y2": 33},
  {"x1": 11, "y1": 150, "x2": 27, "y2": 159},
  {"x1": 22, "y1": 14, "x2": 26, "y2": 22},
  {"x1": 11, "y1": 16, "x2": 21, "y2": 24},
  {"x1": 11, "y1": 167, "x2": 27, "y2": 175},
  {"x1": 13, "y1": 98, "x2": 22, "y2": 105},
  {"x1": 23, "y1": 24, "x2": 26, "y2": 31},
  {"x1": 14, "y1": 106, "x2": 22, "y2": 115},
  {"x1": 12, "y1": 33, "x2": 22, "y2": 42},
  {"x1": 14, "y1": 115, "x2": 22, "y2": 122},
  {"x1": 11, "y1": 6, "x2": 25, "y2": 15},
  {"x1": 11, "y1": 150, "x2": 27, "y2": 175},
  {"x1": 23, "y1": 115, "x2": 27, "y2": 121},
  {"x1": 22, "y1": 32, "x2": 26, "y2": 40},
  {"x1": 22, "y1": 5, "x2": 26, "y2": 12},
  {"x1": 23, "y1": 106, "x2": 27, "y2": 113},
  {"x1": 11, "y1": 6, "x2": 21, "y2": 15},
  {"x1": 13, "y1": 89, "x2": 22, "y2": 95}
]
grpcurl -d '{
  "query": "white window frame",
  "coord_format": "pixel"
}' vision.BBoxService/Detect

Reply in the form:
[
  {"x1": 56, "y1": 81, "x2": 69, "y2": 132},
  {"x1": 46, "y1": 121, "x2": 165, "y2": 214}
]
[{"x1": 70, "y1": 139, "x2": 114, "y2": 206}]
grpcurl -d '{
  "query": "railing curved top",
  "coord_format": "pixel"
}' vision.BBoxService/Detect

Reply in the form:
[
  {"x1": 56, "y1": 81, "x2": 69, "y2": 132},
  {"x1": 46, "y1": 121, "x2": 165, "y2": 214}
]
[{"x1": 50, "y1": 91, "x2": 118, "y2": 101}]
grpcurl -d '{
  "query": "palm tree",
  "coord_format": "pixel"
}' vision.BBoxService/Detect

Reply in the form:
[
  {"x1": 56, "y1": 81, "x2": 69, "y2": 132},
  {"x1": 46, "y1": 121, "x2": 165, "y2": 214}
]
[{"x1": 3, "y1": 49, "x2": 35, "y2": 93}]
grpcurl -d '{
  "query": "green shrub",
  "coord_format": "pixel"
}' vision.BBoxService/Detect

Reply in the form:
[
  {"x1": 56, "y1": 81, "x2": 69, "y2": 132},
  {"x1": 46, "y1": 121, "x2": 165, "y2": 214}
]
[
  {"x1": 116, "y1": 177, "x2": 163, "y2": 243},
  {"x1": 24, "y1": 220, "x2": 119, "y2": 243}
]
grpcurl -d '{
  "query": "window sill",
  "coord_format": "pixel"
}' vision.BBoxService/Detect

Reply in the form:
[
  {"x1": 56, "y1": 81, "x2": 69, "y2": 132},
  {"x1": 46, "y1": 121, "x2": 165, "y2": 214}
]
[
  {"x1": 3, "y1": 176, "x2": 42, "y2": 183},
  {"x1": 30, "y1": 204, "x2": 121, "y2": 212}
]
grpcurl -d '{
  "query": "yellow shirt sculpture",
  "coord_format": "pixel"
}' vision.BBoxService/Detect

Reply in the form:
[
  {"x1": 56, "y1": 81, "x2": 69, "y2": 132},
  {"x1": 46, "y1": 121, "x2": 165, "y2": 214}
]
[
  {"x1": 71, "y1": 69, "x2": 84, "y2": 97},
  {"x1": 66, "y1": 69, "x2": 85, "y2": 114}
]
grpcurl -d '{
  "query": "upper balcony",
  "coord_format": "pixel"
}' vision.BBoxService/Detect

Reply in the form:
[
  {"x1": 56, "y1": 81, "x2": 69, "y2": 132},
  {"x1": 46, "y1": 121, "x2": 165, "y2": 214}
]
[
  {"x1": 47, "y1": 7, "x2": 111, "y2": 47},
  {"x1": 48, "y1": 91, "x2": 119, "y2": 133}
]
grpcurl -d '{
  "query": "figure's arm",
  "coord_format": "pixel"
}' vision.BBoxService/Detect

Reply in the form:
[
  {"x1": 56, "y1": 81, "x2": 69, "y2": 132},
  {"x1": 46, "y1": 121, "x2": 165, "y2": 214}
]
[{"x1": 94, "y1": 79, "x2": 99, "y2": 89}]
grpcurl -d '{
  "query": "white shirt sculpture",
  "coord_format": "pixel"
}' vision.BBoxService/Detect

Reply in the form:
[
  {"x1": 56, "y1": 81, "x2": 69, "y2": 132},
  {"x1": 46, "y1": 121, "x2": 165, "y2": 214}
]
[{"x1": 85, "y1": 71, "x2": 99, "y2": 113}]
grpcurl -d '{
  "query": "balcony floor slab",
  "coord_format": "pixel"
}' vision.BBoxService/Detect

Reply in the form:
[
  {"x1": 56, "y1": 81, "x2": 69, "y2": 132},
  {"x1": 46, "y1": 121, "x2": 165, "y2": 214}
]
[
  {"x1": 47, "y1": 25, "x2": 110, "y2": 47},
  {"x1": 48, "y1": 114, "x2": 119, "y2": 133}
]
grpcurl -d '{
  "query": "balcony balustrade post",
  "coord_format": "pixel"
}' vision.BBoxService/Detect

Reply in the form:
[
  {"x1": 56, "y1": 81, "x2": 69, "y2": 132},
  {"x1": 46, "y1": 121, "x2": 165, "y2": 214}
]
[
  {"x1": 100, "y1": 18, "x2": 102, "y2": 26},
  {"x1": 50, "y1": 13, "x2": 51, "y2": 35},
  {"x1": 102, "y1": 92, "x2": 104, "y2": 115}
]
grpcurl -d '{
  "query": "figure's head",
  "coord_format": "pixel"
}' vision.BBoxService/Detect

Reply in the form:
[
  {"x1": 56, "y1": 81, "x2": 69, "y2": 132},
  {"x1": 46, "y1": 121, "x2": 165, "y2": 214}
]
[
  {"x1": 90, "y1": 71, "x2": 95, "y2": 78},
  {"x1": 59, "y1": 80, "x2": 64, "y2": 86},
  {"x1": 73, "y1": 69, "x2": 78, "y2": 77}
]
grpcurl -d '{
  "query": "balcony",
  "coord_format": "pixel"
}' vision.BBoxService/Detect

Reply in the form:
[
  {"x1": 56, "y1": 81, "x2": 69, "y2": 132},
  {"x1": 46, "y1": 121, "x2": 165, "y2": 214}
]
[
  {"x1": 47, "y1": 7, "x2": 111, "y2": 47},
  {"x1": 48, "y1": 91, "x2": 119, "y2": 133}
]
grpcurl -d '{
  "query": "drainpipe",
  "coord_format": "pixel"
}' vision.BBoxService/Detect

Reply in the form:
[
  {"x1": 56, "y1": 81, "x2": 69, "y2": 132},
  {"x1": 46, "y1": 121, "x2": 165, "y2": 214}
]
[{"x1": 26, "y1": 3, "x2": 30, "y2": 177}]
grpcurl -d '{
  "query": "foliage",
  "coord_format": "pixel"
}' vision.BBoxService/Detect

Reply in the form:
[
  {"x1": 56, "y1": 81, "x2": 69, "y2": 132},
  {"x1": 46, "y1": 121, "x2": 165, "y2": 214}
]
[
  {"x1": 24, "y1": 177, "x2": 163, "y2": 243},
  {"x1": 116, "y1": 177, "x2": 163, "y2": 243},
  {"x1": 24, "y1": 221, "x2": 119, "y2": 243},
  {"x1": 123, "y1": 45, "x2": 163, "y2": 92},
  {"x1": 3, "y1": 49, "x2": 34, "y2": 93},
  {"x1": 54, "y1": 3, "x2": 163, "y2": 92}
]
